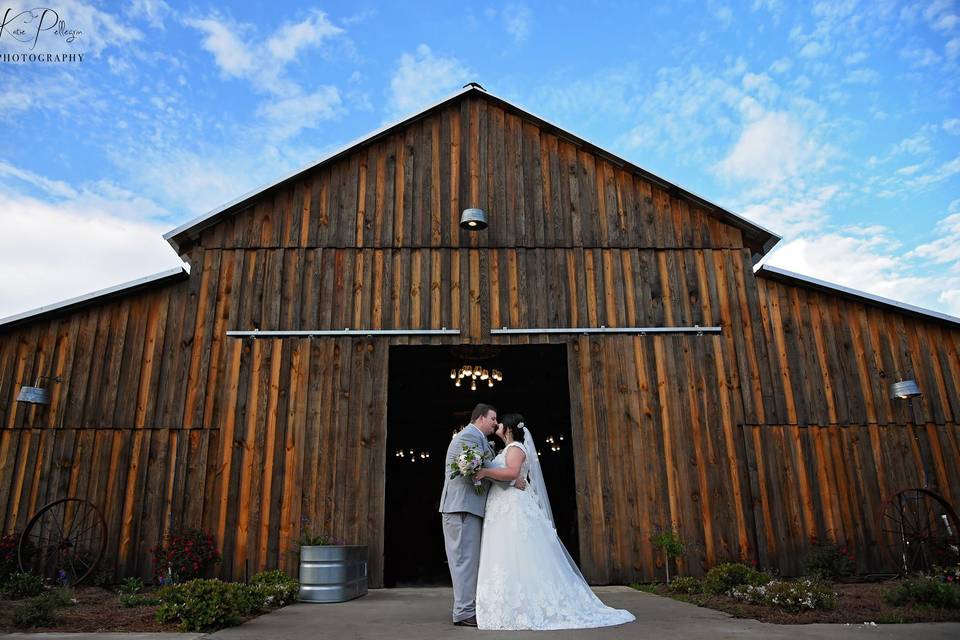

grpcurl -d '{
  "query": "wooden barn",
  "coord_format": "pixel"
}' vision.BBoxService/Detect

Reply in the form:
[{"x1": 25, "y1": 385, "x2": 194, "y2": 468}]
[{"x1": 2, "y1": 85, "x2": 959, "y2": 588}]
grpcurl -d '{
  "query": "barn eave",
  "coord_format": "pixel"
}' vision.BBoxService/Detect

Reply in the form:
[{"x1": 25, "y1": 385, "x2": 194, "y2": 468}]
[
  {"x1": 0, "y1": 266, "x2": 189, "y2": 333},
  {"x1": 755, "y1": 264, "x2": 960, "y2": 327}
]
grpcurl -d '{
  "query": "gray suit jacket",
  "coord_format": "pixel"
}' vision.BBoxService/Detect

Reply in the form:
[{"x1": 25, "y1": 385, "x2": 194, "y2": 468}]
[{"x1": 438, "y1": 424, "x2": 494, "y2": 518}]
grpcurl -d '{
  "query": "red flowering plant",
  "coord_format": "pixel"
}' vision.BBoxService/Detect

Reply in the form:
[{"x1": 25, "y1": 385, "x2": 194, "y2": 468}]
[
  {"x1": 802, "y1": 541, "x2": 855, "y2": 581},
  {"x1": 150, "y1": 529, "x2": 220, "y2": 584},
  {"x1": 0, "y1": 532, "x2": 31, "y2": 582}
]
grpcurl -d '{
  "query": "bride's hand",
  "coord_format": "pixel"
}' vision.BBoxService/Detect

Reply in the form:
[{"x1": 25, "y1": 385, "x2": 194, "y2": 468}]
[{"x1": 475, "y1": 469, "x2": 487, "y2": 480}]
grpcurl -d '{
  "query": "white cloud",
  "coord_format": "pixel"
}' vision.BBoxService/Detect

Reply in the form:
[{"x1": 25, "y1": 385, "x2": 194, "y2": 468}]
[
  {"x1": 844, "y1": 51, "x2": 868, "y2": 65},
  {"x1": 769, "y1": 57, "x2": 791, "y2": 73},
  {"x1": 900, "y1": 46, "x2": 942, "y2": 67},
  {"x1": 185, "y1": 10, "x2": 346, "y2": 97},
  {"x1": 265, "y1": 9, "x2": 343, "y2": 63},
  {"x1": 0, "y1": 161, "x2": 78, "y2": 199},
  {"x1": 907, "y1": 154, "x2": 960, "y2": 188},
  {"x1": 714, "y1": 111, "x2": 831, "y2": 184},
  {"x1": 844, "y1": 68, "x2": 879, "y2": 83},
  {"x1": 502, "y1": 4, "x2": 532, "y2": 43},
  {"x1": 895, "y1": 163, "x2": 923, "y2": 176},
  {"x1": 738, "y1": 184, "x2": 839, "y2": 236},
  {"x1": 908, "y1": 212, "x2": 960, "y2": 264},
  {"x1": 799, "y1": 41, "x2": 827, "y2": 58},
  {"x1": 944, "y1": 118, "x2": 960, "y2": 134},
  {"x1": 923, "y1": 0, "x2": 960, "y2": 33},
  {"x1": 0, "y1": 1, "x2": 141, "y2": 56},
  {"x1": 257, "y1": 86, "x2": 344, "y2": 139},
  {"x1": 709, "y1": 1, "x2": 733, "y2": 27},
  {"x1": 947, "y1": 37, "x2": 960, "y2": 60},
  {"x1": 388, "y1": 45, "x2": 472, "y2": 118},
  {"x1": 127, "y1": 0, "x2": 171, "y2": 29},
  {"x1": 0, "y1": 179, "x2": 182, "y2": 318},
  {"x1": 939, "y1": 290, "x2": 960, "y2": 316},
  {"x1": 762, "y1": 229, "x2": 960, "y2": 316},
  {"x1": 184, "y1": 16, "x2": 255, "y2": 78}
]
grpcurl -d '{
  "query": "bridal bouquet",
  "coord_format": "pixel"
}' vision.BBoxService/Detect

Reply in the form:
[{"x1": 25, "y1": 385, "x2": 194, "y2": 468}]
[{"x1": 449, "y1": 443, "x2": 492, "y2": 495}]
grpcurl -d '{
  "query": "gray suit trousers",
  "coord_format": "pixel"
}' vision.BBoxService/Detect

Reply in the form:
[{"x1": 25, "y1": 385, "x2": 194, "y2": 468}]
[{"x1": 441, "y1": 511, "x2": 483, "y2": 622}]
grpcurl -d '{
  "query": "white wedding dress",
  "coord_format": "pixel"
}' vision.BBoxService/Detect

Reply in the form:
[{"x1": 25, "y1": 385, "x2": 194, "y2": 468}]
[{"x1": 475, "y1": 434, "x2": 635, "y2": 630}]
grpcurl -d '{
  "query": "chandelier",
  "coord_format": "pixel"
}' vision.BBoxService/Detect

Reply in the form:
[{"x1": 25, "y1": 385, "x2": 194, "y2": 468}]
[
  {"x1": 395, "y1": 448, "x2": 431, "y2": 462},
  {"x1": 451, "y1": 365, "x2": 503, "y2": 391}
]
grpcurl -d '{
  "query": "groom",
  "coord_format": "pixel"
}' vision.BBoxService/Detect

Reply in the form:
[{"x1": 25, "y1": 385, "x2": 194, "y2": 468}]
[{"x1": 439, "y1": 403, "x2": 524, "y2": 627}]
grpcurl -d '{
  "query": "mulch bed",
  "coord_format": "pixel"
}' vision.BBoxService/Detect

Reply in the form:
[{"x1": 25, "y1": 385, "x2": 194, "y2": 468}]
[
  {"x1": 0, "y1": 586, "x2": 174, "y2": 632},
  {"x1": 644, "y1": 581, "x2": 960, "y2": 624},
  {"x1": 0, "y1": 585, "x2": 262, "y2": 633}
]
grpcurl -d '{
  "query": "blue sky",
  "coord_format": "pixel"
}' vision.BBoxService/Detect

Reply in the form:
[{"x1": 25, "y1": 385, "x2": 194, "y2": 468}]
[{"x1": 2, "y1": 0, "x2": 959, "y2": 318}]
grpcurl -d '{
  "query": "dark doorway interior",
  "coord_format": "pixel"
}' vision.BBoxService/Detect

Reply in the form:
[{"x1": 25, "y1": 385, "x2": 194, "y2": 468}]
[{"x1": 383, "y1": 344, "x2": 577, "y2": 587}]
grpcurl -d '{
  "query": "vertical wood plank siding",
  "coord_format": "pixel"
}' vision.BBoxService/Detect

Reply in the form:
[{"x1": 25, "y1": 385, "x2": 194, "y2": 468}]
[{"x1": 2, "y1": 96, "x2": 959, "y2": 586}]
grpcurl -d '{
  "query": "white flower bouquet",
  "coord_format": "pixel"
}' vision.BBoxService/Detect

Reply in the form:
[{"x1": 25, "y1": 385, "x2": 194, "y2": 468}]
[{"x1": 448, "y1": 443, "x2": 492, "y2": 495}]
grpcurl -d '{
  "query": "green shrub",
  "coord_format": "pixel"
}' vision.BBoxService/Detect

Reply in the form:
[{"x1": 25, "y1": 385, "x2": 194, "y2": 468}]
[
  {"x1": 12, "y1": 596, "x2": 58, "y2": 629},
  {"x1": 884, "y1": 577, "x2": 960, "y2": 609},
  {"x1": 118, "y1": 576, "x2": 144, "y2": 596},
  {"x1": 156, "y1": 579, "x2": 251, "y2": 631},
  {"x1": 230, "y1": 582, "x2": 266, "y2": 616},
  {"x1": 668, "y1": 575, "x2": 702, "y2": 594},
  {"x1": 730, "y1": 579, "x2": 837, "y2": 612},
  {"x1": 1, "y1": 572, "x2": 45, "y2": 599},
  {"x1": 249, "y1": 570, "x2": 299, "y2": 608},
  {"x1": 702, "y1": 562, "x2": 771, "y2": 595},
  {"x1": 10, "y1": 589, "x2": 73, "y2": 629},
  {"x1": 628, "y1": 582, "x2": 657, "y2": 593},
  {"x1": 803, "y1": 543, "x2": 855, "y2": 580},
  {"x1": 117, "y1": 576, "x2": 160, "y2": 607}
]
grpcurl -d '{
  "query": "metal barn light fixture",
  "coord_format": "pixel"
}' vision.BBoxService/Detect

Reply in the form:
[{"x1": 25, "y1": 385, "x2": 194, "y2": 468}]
[
  {"x1": 890, "y1": 378, "x2": 921, "y2": 400},
  {"x1": 16, "y1": 375, "x2": 61, "y2": 405},
  {"x1": 451, "y1": 365, "x2": 503, "y2": 391},
  {"x1": 459, "y1": 208, "x2": 488, "y2": 230},
  {"x1": 890, "y1": 371, "x2": 923, "y2": 400}
]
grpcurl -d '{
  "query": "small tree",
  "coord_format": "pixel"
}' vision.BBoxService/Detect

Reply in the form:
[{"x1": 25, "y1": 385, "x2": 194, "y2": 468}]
[{"x1": 651, "y1": 529, "x2": 685, "y2": 584}]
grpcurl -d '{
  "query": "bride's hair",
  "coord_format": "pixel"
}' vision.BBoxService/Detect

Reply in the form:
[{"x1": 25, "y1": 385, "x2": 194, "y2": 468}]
[{"x1": 501, "y1": 413, "x2": 525, "y2": 444}]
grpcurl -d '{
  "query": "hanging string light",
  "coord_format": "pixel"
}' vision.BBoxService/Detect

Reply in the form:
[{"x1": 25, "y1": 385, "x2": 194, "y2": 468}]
[
  {"x1": 450, "y1": 365, "x2": 503, "y2": 391},
  {"x1": 395, "y1": 449, "x2": 431, "y2": 462}
]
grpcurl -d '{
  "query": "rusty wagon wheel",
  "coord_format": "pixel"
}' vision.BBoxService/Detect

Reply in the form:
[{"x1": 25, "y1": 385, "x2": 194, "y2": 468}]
[
  {"x1": 878, "y1": 488, "x2": 960, "y2": 575},
  {"x1": 18, "y1": 498, "x2": 107, "y2": 586}
]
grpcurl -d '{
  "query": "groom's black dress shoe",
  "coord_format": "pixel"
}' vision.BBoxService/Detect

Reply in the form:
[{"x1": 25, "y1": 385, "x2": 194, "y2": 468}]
[{"x1": 454, "y1": 616, "x2": 478, "y2": 627}]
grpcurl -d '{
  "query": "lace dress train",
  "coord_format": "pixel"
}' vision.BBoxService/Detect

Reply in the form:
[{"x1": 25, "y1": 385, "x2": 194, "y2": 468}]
[{"x1": 475, "y1": 443, "x2": 635, "y2": 630}]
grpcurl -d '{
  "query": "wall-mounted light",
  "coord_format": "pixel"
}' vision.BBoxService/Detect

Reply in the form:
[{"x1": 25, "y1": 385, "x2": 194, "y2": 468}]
[
  {"x1": 16, "y1": 376, "x2": 61, "y2": 405},
  {"x1": 459, "y1": 208, "x2": 488, "y2": 230},
  {"x1": 890, "y1": 378, "x2": 921, "y2": 400}
]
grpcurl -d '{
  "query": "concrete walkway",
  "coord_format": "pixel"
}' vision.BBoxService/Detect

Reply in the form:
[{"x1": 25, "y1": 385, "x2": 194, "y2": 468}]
[
  {"x1": 1, "y1": 635, "x2": 204, "y2": 639},
  {"x1": 208, "y1": 586, "x2": 960, "y2": 640},
  {"x1": 4, "y1": 587, "x2": 958, "y2": 639}
]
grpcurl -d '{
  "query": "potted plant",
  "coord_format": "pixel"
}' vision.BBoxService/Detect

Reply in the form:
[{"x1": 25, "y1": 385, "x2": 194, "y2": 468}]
[{"x1": 297, "y1": 524, "x2": 367, "y2": 603}]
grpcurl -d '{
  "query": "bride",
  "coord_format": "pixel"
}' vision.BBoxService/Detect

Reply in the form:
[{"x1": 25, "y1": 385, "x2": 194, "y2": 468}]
[{"x1": 473, "y1": 414, "x2": 635, "y2": 630}]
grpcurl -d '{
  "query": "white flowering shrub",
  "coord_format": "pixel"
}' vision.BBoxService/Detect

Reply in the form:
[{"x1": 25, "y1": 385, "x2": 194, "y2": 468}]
[{"x1": 729, "y1": 579, "x2": 838, "y2": 612}]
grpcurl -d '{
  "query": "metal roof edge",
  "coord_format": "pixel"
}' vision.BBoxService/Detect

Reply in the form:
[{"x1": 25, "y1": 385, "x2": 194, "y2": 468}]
[
  {"x1": 0, "y1": 266, "x2": 189, "y2": 331},
  {"x1": 755, "y1": 264, "x2": 960, "y2": 327}
]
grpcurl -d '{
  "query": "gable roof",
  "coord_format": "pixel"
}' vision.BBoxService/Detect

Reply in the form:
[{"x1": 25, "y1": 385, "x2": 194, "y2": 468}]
[
  {"x1": 163, "y1": 85, "x2": 781, "y2": 257},
  {"x1": 755, "y1": 264, "x2": 960, "y2": 328}
]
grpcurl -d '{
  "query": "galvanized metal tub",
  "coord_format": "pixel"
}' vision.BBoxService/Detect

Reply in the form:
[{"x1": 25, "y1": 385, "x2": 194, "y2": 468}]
[{"x1": 298, "y1": 545, "x2": 368, "y2": 603}]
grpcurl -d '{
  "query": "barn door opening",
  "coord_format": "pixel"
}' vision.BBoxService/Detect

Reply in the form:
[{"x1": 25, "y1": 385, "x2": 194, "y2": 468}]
[{"x1": 383, "y1": 343, "x2": 577, "y2": 587}]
